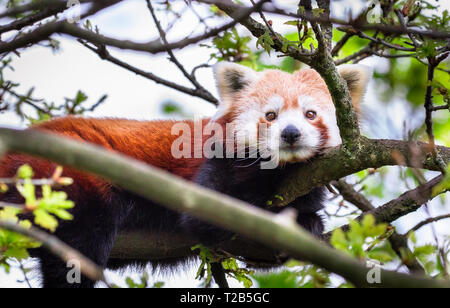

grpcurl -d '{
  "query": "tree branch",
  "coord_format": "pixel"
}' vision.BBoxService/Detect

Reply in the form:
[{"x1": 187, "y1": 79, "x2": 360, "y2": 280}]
[
  {"x1": 0, "y1": 0, "x2": 269, "y2": 56},
  {"x1": 409, "y1": 214, "x2": 450, "y2": 233},
  {"x1": 0, "y1": 5, "x2": 66, "y2": 35},
  {"x1": 0, "y1": 127, "x2": 449, "y2": 288},
  {"x1": 78, "y1": 41, "x2": 219, "y2": 105},
  {"x1": 272, "y1": 138, "x2": 449, "y2": 207},
  {"x1": 331, "y1": 179, "x2": 373, "y2": 212},
  {"x1": 146, "y1": 0, "x2": 216, "y2": 103},
  {"x1": 324, "y1": 175, "x2": 446, "y2": 239},
  {"x1": 0, "y1": 219, "x2": 108, "y2": 285},
  {"x1": 331, "y1": 178, "x2": 426, "y2": 274},
  {"x1": 213, "y1": 0, "x2": 313, "y2": 65}
]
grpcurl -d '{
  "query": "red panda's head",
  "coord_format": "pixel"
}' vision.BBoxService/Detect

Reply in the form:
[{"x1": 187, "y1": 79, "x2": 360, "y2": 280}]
[{"x1": 212, "y1": 62, "x2": 372, "y2": 164}]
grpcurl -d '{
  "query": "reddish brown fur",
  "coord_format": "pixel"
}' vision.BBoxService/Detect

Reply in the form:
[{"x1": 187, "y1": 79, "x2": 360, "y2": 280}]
[
  {"x1": 0, "y1": 117, "x2": 210, "y2": 202},
  {"x1": 244, "y1": 69, "x2": 333, "y2": 112},
  {"x1": 311, "y1": 118, "x2": 329, "y2": 148}
]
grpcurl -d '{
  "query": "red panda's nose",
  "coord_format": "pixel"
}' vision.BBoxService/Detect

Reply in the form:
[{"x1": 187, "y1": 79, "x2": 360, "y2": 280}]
[{"x1": 281, "y1": 125, "x2": 301, "y2": 145}]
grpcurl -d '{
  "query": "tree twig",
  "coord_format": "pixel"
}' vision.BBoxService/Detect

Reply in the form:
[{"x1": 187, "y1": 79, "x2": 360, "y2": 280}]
[
  {"x1": 146, "y1": 0, "x2": 215, "y2": 102},
  {"x1": 0, "y1": 0, "x2": 270, "y2": 56},
  {"x1": 408, "y1": 214, "x2": 450, "y2": 233},
  {"x1": 78, "y1": 40, "x2": 218, "y2": 105},
  {"x1": 331, "y1": 178, "x2": 426, "y2": 274},
  {"x1": 0, "y1": 219, "x2": 109, "y2": 286},
  {"x1": 324, "y1": 175, "x2": 446, "y2": 239}
]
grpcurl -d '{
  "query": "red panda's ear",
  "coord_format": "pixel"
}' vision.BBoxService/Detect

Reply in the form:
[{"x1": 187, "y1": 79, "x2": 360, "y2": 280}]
[
  {"x1": 213, "y1": 62, "x2": 259, "y2": 103},
  {"x1": 338, "y1": 64, "x2": 372, "y2": 109}
]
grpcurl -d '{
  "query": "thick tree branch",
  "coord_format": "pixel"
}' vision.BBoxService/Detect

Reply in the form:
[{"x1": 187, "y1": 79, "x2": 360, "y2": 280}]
[
  {"x1": 272, "y1": 138, "x2": 449, "y2": 207},
  {"x1": 310, "y1": 45, "x2": 360, "y2": 145},
  {"x1": 0, "y1": 127, "x2": 449, "y2": 288},
  {"x1": 364, "y1": 175, "x2": 445, "y2": 224}
]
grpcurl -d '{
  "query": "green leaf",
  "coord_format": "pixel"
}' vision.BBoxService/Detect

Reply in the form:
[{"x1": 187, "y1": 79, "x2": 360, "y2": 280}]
[
  {"x1": 0, "y1": 207, "x2": 21, "y2": 223},
  {"x1": 312, "y1": 8, "x2": 325, "y2": 17},
  {"x1": 34, "y1": 209, "x2": 58, "y2": 232},
  {"x1": 432, "y1": 164, "x2": 450, "y2": 197},
  {"x1": 368, "y1": 249, "x2": 394, "y2": 263},
  {"x1": 17, "y1": 164, "x2": 33, "y2": 179},
  {"x1": 4, "y1": 247, "x2": 29, "y2": 260},
  {"x1": 330, "y1": 228, "x2": 349, "y2": 252},
  {"x1": 152, "y1": 281, "x2": 164, "y2": 288},
  {"x1": 222, "y1": 258, "x2": 254, "y2": 288},
  {"x1": 414, "y1": 244, "x2": 437, "y2": 257},
  {"x1": 253, "y1": 270, "x2": 299, "y2": 288},
  {"x1": 256, "y1": 31, "x2": 275, "y2": 55},
  {"x1": 191, "y1": 244, "x2": 215, "y2": 286},
  {"x1": 284, "y1": 20, "x2": 299, "y2": 27}
]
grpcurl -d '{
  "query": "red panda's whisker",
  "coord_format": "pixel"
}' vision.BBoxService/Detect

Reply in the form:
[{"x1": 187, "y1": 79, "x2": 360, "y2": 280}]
[{"x1": 235, "y1": 157, "x2": 262, "y2": 169}]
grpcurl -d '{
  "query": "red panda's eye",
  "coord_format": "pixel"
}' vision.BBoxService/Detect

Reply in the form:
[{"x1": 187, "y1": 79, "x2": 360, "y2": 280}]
[
  {"x1": 265, "y1": 112, "x2": 277, "y2": 122},
  {"x1": 305, "y1": 110, "x2": 317, "y2": 120}
]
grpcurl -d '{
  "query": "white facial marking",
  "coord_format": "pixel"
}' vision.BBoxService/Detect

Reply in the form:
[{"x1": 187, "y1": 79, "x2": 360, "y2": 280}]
[
  {"x1": 264, "y1": 95, "x2": 284, "y2": 113},
  {"x1": 261, "y1": 105, "x2": 321, "y2": 162},
  {"x1": 298, "y1": 95, "x2": 341, "y2": 147},
  {"x1": 233, "y1": 101, "x2": 260, "y2": 148},
  {"x1": 216, "y1": 90, "x2": 342, "y2": 165},
  {"x1": 297, "y1": 95, "x2": 316, "y2": 110}
]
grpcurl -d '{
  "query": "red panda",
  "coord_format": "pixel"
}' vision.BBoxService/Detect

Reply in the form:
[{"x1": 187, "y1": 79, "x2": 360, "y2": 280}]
[{"x1": 0, "y1": 62, "x2": 371, "y2": 288}]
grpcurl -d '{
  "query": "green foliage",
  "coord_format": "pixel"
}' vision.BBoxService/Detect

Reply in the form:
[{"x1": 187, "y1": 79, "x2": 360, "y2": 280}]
[
  {"x1": 125, "y1": 273, "x2": 149, "y2": 288},
  {"x1": 17, "y1": 164, "x2": 33, "y2": 179},
  {"x1": 33, "y1": 185, "x2": 74, "y2": 232},
  {"x1": 284, "y1": 31, "x2": 317, "y2": 53},
  {"x1": 358, "y1": 168, "x2": 388, "y2": 198},
  {"x1": 432, "y1": 164, "x2": 450, "y2": 197},
  {"x1": 373, "y1": 57, "x2": 449, "y2": 118},
  {"x1": 221, "y1": 258, "x2": 253, "y2": 288},
  {"x1": 160, "y1": 100, "x2": 192, "y2": 118},
  {"x1": 332, "y1": 29, "x2": 368, "y2": 58},
  {"x1": 0, "y1": 164, "x2": 75, "y2": 273},
  {"x1": 110, "y1": 272, "x2": 165, "y2": 288},
  {"x1": 13, "y1": 165, "x2": 75, "y2": 232},
  {"x1": 191, "y1": 244, "x2": 216, "y2": 287},
  {"x1": 0, "y1": 218, "x2": 41, "y2": 273},
  {"x1": 253, "y1": 261, "x2": 331, "y2": 288},
  {"x1": 407, "y1": 232, "x2": 449, "y2": 277},
  {"x1": 204, "y1": 28, "x2": 254, "y2": 64},
  {"x1": 253, "y1": 270, "x2": 300, "y2": 288},
  {"x1": 331, "y1": 215, "x2": 396, "y2": 263},
  {"x1": 207, "y1": 28, "x2": 300, "y2": 73},
  {"x1": 256, "y1": 30, "x2": 275, "y2": 55},
  {"x1": 191, "y1": 245, "x2": 254, "y2": 288},
  {"x1": 26, "y1": 91, "x2": 108, "y2": 125}
]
